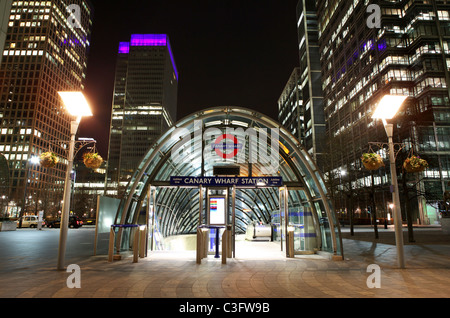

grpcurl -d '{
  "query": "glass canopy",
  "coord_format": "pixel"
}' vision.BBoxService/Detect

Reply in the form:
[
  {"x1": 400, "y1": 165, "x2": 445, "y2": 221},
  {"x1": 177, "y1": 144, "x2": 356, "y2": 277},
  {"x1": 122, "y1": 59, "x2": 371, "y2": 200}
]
[{"x1": 114, "y1": 106, "x2": 343, "y2": 257}]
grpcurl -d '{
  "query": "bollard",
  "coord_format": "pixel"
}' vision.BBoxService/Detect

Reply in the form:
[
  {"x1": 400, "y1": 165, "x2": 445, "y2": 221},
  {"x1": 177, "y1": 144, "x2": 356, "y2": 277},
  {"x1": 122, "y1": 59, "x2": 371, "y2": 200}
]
[
  {"x1": 203, "y1": 229, "x2": 208, "y2": 258},
  {"x1": 222, "y1": 229, "x2": 227, "y2": 264},
  {"x1": 288, "y1": 230, "x2": 295, "y2": 258},
  {"x1": 108, "y1": 227, "x2": 115, "y2": 262},
  {"x1": 133, "y1": 227, "x2": 139, "y2": 263},
  {"x1": 227, "y1": 225, "x2": 232, "y2": 258},
  {"x1": 214, "y1": 228, "x2": 220, "y2": 258},
  {"x1": 139, "y1": 226, "x2": 147, "y2": 258},
  {"x1": 196, "y1": 228, "x2": 202, "y2": 264}
]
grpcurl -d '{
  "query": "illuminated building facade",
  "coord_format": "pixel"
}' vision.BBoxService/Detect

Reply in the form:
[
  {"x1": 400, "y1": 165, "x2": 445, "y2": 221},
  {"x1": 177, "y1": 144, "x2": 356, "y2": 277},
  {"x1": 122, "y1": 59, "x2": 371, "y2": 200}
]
[
  {"x1": 280, "y1": 1, "x2": 326, "y2": 170},
  {"x1": 0, "y1": 0, "x2": 93, "y2": 217},
  {"x1": 0, "y1": 1, "x2": 13, "y2": 63},
  {"x1": 296, "y1": 0, "x2": 326, "y2": 168},
  {"x1": 316, "y1": 0, "x2": 450, "y2": 224},
  {"x1": 278, "y1": 67, "x2": 304, "y2": 143},
  {"x1": 105, "y1": 34, "x2": 178, "y2": 197}
]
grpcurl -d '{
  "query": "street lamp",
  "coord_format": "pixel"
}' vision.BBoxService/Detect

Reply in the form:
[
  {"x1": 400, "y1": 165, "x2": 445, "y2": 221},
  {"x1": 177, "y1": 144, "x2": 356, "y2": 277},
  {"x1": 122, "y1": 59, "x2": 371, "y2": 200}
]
[
  {"x1": 57, "y1": 91, "x2": 92, "y2": 270},
  {"x1": 372, "y1": 94, "x2": 408, "y2": 269}
]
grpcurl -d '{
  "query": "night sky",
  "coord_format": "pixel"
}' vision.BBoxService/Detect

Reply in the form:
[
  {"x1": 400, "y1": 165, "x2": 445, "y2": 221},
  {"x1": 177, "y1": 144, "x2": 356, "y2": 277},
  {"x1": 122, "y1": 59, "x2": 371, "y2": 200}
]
[{"x1": 78, "y1": 0, "x2": 301, "y2": 157}]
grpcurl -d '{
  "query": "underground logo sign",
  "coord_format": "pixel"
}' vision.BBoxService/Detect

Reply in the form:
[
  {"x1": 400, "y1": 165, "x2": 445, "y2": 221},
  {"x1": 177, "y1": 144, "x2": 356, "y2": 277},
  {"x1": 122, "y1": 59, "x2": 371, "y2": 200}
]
[
  {"x1": 171, "y1": 120, "x2": 280, "y2": 174},
  {"x1": 211, "y1": 134, "x2": 243, "y2": 159}
]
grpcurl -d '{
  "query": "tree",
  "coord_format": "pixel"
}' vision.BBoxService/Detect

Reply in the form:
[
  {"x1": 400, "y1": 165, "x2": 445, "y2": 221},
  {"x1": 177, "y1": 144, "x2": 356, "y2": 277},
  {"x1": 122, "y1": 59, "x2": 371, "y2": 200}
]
[
  {"x1": 0, "y1": 154, "x2": 10, "y2": 218},
  {"x1": 444, "y1": 183, "x2": 450, "y2": 216},
  {"x1": 321, "y1": 130, "x2": 366, "y2": 236}
]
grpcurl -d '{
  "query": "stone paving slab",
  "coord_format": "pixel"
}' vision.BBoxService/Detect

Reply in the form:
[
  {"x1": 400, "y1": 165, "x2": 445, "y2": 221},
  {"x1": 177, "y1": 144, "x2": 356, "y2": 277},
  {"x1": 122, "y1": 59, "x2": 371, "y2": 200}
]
[{"x1": 0, "y1": 226, "x2": 449, "y2": 303}]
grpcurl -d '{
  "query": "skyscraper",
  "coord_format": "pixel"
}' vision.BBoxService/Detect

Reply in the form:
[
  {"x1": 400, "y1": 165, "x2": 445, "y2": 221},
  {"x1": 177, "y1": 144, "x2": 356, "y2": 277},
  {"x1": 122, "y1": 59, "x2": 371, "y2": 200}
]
[
  {"x1": 0, "y1": 1, "x2": 13, "y2": 64},
  {"x1": 278, "y1": 67, "x2": 304, "y2": 143},
  {"x1": 279, "y1": 0, "x2": 326, "y2": 169},
  {"x1": 0, "y1": 0, "x2": 93, "y2": 217},
  {"x1": 316, "y1": 0, "x2": 450, "y2": 224},
  {"x1": 105, "y1": 34, "x2": 178, "y2": 197},
  {"x1": 296, "y1": 0, "x2": 326, "y2": 168}
]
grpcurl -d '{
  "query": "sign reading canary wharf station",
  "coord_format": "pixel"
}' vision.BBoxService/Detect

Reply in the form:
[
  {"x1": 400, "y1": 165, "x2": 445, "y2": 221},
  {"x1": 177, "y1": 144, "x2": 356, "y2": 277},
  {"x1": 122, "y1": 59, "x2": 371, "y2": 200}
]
[{"x1": 170, "y1": 176, "x2": 283, "y2": 187}]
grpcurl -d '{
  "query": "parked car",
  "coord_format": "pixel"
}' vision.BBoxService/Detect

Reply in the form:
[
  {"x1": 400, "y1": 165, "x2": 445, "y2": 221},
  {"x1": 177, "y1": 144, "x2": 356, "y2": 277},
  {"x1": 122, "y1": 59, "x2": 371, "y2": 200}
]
[
  {"x1": 17, "y1": 215, "x2": 46, "y2": 228},
  {"x1": 47, "y1": 216, "x2": 83, "y2": 228},
  {"x1": 84, "y1": 218, "x2": 96, "y2": 225}
]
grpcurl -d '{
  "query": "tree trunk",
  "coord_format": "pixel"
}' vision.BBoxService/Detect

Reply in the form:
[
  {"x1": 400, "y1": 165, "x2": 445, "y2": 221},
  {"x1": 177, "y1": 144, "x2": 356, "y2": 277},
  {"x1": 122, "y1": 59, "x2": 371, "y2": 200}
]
[
  {"x1": 371, "y1": 172, "x2": 379, "y2": 239},
  {"x1": 402, "y1": 171, "x2": 415, "y2": 242},
  {"x1": 348, "y1": 192, "x2": 354, "y2": 236}
]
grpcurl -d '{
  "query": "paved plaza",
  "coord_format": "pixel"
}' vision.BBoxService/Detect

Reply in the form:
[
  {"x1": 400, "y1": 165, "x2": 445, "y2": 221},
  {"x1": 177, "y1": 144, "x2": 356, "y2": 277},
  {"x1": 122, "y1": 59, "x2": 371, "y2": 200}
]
[{"x1": 0, "y1": 225, "x2": 449, "y2": 301}]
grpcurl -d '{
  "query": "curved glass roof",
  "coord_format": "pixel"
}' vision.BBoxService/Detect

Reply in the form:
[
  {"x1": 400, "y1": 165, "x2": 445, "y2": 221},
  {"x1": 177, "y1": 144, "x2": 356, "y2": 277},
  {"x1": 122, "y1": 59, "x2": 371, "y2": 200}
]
[{"x1": 114, "y1": 106, "x2": 343, "y2": 257}]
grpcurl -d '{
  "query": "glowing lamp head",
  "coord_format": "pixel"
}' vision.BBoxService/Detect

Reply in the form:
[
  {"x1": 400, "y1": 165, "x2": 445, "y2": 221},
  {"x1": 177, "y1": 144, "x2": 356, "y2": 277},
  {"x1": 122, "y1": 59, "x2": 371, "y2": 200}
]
[
  {"x1": 372, "y1": 95, "x2": 408, "y2": 120},
  {"x1": 29, "y1": 155, "x2": 40, "y2": 165},
  {"x1": 58, "y1": 92, "x2": 93, "y2": 117}
]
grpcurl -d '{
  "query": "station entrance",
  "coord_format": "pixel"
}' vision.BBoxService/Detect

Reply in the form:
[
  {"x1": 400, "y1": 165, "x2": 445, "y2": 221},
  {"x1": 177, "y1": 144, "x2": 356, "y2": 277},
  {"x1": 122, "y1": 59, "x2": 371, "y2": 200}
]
[
  {"x1": 107, "y1": 107, "x2": 343, "y2": 261},
  {"x1": 140, "y1": 183, "x2": 328, "y2": 262}
]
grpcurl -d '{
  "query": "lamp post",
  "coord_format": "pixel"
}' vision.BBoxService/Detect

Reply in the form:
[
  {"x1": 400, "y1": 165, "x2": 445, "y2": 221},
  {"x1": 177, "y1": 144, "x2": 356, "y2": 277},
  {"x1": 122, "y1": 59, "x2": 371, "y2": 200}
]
[
  {"x1": 57, "y1": 92, "x2": 92, "y2": 270},
  {"x1": 372, "y1": 94, "x2": 408, "y2": 269}
]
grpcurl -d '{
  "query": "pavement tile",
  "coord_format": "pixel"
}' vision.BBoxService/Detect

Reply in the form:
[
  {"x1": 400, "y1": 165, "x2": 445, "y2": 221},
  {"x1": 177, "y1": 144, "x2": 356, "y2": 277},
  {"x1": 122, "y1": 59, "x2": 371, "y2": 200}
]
[{"x1": 1, "y1": 226, "x2": 450, "y2": 301}]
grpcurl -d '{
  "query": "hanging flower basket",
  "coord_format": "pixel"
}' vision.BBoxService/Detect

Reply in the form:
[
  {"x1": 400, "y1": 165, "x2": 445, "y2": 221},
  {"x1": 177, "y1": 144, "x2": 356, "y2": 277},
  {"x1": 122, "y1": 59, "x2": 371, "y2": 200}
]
[
  {"x1": 361, "y1": 153, "x2": 384, "y2": 170},
  {"x1": 40, "y1": 152, "x2": 59, "y2": 168},
  {"x1": 403, "y1": 155, "x2": 428, "y2": 173},
  {"x1": 83, "y1": 152, "x2": 103, "y2": 169}
]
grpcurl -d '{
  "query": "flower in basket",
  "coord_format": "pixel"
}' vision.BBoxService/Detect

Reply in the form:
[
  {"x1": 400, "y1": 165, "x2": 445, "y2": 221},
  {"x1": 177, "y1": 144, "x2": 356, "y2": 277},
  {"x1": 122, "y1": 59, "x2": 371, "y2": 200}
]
[
  {"x1": 403, "y1": 155, "x2": 428, "y2": 173},
  {"x1": 83, "y1": 152, "x2": 103, "y2": 169},
  {"x1": 40, "y1": 152, "x2": 59, "y2": 168},
  {"x1": 361, "y1": 153, "x2": 384, "y2": 170}
]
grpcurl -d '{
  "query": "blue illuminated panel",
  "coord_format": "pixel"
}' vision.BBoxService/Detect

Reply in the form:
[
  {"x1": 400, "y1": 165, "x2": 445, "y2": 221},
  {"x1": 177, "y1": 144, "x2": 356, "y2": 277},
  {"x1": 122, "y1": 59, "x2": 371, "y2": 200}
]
[{"x1": 118, "y1": 42, "x2": 130, "y2": 54}]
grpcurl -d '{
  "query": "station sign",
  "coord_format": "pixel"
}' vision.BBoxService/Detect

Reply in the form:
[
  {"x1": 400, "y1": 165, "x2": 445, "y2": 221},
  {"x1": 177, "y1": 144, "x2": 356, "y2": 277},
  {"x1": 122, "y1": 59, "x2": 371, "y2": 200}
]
[{"x1": 170, "y1": 176, "x2": 283, "y2": 187}]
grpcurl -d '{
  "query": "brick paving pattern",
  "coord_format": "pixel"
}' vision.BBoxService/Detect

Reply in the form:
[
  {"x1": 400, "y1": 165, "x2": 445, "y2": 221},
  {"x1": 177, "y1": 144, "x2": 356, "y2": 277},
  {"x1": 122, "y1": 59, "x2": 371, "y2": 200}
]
[{"x1": 1, "y1": 226, "x2": 449, "y2": 299}]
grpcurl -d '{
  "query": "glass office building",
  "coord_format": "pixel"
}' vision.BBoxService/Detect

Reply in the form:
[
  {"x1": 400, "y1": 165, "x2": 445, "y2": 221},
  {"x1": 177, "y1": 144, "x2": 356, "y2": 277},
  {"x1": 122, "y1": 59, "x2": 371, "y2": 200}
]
[
  {"x1": 316, "y1": 0, "x2": 450, "y2": 224},
  {"x1": 278, "y1": 67, "x2": 304, "y2": 145},
  {"x1": 0, "y1": 1, "x2": 13, "y2": 63},
  {"x1": 296, "y1": 0, "x2": 326, "y2": 169},
  {"x1": 0, "y1": 0, "x2": 93, "y2": 217},
  {"x1": 105, "y1": 34, "x2": 178, "y2": 197}
]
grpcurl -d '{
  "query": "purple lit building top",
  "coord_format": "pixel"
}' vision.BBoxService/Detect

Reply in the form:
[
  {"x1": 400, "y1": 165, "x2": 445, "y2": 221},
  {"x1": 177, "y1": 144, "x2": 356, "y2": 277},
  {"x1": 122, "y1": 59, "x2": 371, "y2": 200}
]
[
  {"x1": 118, "y1": 34, "x2": 178, "y2": 80},
  {"x1": 118, "y1": 42, "x2": 130, "y2": 54},
  {"x1": 130, "y1": 34, "x2": 167, "y2": 46}
]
